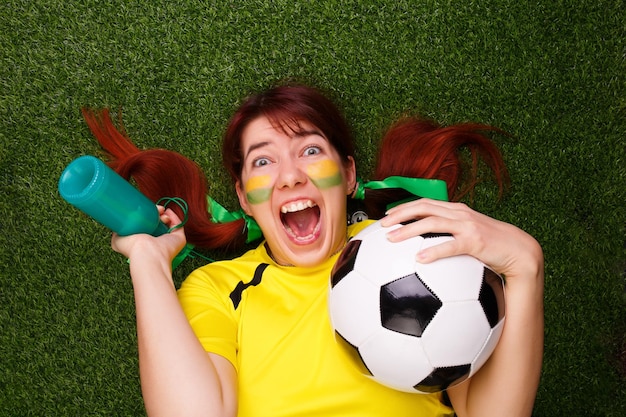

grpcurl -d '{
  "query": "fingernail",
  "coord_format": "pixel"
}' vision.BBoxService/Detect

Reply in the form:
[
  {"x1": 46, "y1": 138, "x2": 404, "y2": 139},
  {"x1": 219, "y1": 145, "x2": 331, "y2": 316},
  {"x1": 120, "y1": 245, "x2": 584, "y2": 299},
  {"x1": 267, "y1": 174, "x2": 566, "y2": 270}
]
[{"x1": 385, "y1": 229, "x2": 398, "y2": 240}]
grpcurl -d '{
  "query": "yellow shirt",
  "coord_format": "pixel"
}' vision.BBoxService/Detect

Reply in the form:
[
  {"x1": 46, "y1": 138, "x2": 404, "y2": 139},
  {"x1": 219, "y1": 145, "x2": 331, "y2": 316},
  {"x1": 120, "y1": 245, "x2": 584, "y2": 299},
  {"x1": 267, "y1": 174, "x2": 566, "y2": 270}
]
[{"x1": 178, "y1": 221, "x2": 454, "y2": 417}]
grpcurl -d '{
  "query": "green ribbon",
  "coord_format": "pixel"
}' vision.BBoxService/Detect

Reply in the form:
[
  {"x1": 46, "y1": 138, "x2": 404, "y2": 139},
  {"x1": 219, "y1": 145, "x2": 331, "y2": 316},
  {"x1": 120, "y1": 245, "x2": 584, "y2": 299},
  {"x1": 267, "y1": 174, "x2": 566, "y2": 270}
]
[
  {"x1": 207, "y1": 197, "x2": 263, "y2": 243},
  {"x1": 353, "y1": 176, "x2": 449, "y2": 205},
  {"x1": 171, "y1": 243, "x2": 196, "y2": 269}
]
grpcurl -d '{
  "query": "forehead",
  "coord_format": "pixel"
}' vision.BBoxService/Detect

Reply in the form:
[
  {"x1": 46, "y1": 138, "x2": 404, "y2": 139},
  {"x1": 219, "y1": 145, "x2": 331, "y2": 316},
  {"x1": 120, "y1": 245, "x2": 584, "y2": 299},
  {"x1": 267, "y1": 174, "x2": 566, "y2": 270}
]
[{"x1": 241, "y1": 116, "x2": 326, "y2": 150}]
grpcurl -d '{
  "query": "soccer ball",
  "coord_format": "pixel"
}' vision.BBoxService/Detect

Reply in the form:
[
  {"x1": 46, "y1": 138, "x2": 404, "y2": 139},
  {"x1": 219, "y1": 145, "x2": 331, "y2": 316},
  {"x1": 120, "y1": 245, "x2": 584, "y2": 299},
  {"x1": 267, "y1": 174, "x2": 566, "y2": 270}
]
[{"x1": 329, "y1": 220, "x2": 505, "y2": 394}]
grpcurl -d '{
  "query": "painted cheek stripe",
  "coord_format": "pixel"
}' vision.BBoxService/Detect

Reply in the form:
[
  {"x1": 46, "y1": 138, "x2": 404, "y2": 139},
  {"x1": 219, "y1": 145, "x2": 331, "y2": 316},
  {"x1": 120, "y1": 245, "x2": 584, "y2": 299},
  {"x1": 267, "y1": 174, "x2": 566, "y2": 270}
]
[
  {"x1": 307, "y1": 159, "x2": 343, "y2": 189},
  {"x1": 245, "y1": 175, "x2": 273, "y2": 205}
]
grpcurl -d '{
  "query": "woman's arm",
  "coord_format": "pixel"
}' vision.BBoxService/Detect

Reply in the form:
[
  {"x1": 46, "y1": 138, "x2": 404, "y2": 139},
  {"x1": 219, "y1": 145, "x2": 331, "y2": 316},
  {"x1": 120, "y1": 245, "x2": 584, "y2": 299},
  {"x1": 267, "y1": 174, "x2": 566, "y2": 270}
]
[
  {"x1": 112, "y1": 207, "x2": 238, "y2": 417},
  {"x1": 382, "y1": 199, "x2": 544, "y2": 417}
]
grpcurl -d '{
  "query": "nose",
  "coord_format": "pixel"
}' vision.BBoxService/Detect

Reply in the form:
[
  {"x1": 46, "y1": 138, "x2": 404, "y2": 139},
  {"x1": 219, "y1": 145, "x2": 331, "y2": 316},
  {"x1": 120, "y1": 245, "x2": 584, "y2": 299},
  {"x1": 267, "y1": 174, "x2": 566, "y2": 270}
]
[{"x1": 276, "y1": 158, "x2": 307, "y2": 190}]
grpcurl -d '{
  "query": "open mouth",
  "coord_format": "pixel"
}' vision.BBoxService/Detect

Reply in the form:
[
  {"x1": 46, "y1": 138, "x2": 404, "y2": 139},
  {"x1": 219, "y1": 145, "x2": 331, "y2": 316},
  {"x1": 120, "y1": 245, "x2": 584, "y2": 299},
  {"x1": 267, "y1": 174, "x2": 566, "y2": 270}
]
[{"x1": 280, "y1": 200, "x2": 321, "y2": 243}]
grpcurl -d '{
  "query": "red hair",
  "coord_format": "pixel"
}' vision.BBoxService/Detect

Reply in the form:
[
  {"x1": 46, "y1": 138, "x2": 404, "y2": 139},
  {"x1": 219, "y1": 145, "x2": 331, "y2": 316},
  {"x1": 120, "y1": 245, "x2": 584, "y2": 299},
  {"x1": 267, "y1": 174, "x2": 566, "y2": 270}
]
[
  {"x1": 374, "y1": 117, "x2": 509, "y2": 202},
  {"x1": 81, "y1": 108, "x2": 245, "y2": 250}
]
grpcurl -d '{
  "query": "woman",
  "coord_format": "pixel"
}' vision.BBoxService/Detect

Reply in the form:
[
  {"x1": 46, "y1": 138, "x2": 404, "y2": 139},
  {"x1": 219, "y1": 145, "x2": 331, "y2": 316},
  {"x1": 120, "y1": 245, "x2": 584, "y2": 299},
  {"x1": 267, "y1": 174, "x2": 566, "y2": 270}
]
[{"x1": 83, "y1": 83, "x2": 544, "y2": 417}]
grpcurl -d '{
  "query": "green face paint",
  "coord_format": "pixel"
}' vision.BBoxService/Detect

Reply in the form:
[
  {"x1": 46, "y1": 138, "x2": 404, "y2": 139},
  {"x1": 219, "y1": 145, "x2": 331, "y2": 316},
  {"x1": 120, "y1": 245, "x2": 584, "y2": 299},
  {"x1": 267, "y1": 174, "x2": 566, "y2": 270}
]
[
  {"x1": 306, "y1": 159, "x2": 343, "y2": 189},
  {"x1": 245, "y1": 175, "x2": 273, "y2": 205}
]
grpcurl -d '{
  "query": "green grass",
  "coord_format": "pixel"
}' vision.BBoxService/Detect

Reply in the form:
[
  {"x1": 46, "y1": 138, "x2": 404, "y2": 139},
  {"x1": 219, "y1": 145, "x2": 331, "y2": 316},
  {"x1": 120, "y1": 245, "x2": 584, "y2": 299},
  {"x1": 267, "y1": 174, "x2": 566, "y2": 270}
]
[{"x1": 1, "y1": 0, "x2": 624, "y2": 415}]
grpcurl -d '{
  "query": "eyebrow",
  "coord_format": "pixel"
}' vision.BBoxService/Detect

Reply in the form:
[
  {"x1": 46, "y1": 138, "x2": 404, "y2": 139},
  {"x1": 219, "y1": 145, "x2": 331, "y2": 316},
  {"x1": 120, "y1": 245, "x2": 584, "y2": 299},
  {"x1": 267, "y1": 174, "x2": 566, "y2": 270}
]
[
  {"x1": 244, "y1": 141, "x2": 270, "y2": 160},
  {"x1": 293, "y1": 129, "x2": 324, "y2": 139},
  {"x1": 243, "y1": 129, "x2": 326, "y2": 160}
]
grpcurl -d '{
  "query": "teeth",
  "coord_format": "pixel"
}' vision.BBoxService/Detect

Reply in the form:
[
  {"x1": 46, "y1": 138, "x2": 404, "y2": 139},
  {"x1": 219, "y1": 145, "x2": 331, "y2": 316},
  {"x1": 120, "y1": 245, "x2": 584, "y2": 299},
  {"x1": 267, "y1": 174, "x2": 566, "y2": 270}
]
[{"x1": 281, "y1": 200, "x2": 316, "y2": 214}]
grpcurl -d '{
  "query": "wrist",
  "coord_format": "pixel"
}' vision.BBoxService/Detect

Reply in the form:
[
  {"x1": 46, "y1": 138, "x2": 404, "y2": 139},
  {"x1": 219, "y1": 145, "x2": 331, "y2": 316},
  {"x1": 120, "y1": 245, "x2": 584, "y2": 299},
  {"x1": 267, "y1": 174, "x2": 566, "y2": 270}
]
[
  {"x1": 126, "y1": 239, "x2": 175, "y2": 285},
  {"x1": 501, "y1": 231, "x2": 544, "y2": 283}
]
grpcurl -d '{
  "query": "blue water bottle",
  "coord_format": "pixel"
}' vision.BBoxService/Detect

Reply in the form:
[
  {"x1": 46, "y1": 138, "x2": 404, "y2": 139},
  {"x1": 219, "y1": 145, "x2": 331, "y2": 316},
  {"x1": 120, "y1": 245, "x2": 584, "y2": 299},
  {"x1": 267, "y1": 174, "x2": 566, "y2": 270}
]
[{"x1": 58, "y1": 155, "x2": 169, "y2": 236}]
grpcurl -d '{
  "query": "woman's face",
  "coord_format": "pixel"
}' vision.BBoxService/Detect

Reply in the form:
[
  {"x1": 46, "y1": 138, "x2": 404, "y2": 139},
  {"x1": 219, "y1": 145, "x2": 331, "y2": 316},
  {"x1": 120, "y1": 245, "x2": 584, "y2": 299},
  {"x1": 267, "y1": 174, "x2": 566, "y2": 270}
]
[{"x1": 235, "y1": 116, "x2": 356, "y2": 267}]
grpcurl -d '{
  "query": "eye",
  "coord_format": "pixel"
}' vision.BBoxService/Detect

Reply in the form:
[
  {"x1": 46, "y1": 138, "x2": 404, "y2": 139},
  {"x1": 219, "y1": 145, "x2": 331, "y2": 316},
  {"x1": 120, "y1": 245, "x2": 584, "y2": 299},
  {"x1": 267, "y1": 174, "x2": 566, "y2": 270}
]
[
  {"x1": 252, "y1": 157, "x2": 271, "y2": 168},
  {"x1": 303, "y1": 145, "x2": 322, "y2": 157}
]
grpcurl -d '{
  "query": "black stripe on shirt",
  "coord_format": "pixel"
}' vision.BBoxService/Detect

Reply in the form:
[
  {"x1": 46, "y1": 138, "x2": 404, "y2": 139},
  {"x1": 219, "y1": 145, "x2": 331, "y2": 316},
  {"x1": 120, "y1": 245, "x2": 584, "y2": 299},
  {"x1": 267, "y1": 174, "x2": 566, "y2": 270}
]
[{"x1": 229, "y1": 263, "x2": 269, "y2": 309}]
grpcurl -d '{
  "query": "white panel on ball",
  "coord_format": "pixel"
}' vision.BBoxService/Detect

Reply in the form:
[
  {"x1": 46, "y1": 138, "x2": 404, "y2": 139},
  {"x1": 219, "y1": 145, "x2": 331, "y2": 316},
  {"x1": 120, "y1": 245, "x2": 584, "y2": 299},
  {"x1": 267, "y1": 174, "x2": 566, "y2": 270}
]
[
  {"x1": 359, "y1": 327, "x2": 433, "y2": 392},
  {"x1": 329, "y1": 272, "x2": 381, "y2": 346},
  {"x1": 470, "y1": 319, "x2": 506, "y2": 374},
  {"x1": 422, "y1": 302, "x2": 492, "y2": 366},
  {"x1": 352, "y1": 225, "x2": 416, "y2": 286},
  {"x1": 415, "y1": 252, "x2": 484, "y2": 302}
]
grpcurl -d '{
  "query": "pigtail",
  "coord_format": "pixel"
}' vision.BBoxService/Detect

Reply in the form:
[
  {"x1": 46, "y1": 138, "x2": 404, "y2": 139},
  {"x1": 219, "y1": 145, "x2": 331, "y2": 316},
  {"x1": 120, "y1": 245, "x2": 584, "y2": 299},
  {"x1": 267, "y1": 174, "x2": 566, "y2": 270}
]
[
  {"x1": 374, "y1": 117, "x2": 509, "y2": 202},
  {"x1": 348, "y1": 117, "x2": 510, "y2": 222},
  {"x1": 81, "y1": 108, "x2": 246, "y2": 250}
]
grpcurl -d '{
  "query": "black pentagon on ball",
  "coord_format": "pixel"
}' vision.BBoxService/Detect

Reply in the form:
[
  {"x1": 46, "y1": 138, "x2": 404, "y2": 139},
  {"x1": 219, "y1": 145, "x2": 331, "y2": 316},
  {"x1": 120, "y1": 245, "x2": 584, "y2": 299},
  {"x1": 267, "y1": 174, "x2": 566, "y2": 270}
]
[
  {"x1": 414, "y1": 364, "x2": 471, "y2": 393},
  {"x1": 330, "y1": 238, "x2": 362, "y2": 288},
  {"x1": 478, "y1": 267, "x2": 506, "y2": 328},
  {"x1": 380, "y1": 273, "x2": 442, "y2": 337}
]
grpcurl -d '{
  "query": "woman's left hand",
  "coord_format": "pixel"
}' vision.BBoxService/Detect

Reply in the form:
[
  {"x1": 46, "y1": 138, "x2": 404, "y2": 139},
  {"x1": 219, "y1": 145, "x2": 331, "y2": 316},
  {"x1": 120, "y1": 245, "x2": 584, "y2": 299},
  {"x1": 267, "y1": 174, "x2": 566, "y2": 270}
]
[
  {"x1": 382, "y1": 198, "x2": 544, "y2": 417},
  {"x1": 381, "y1": 198, "x2": 543, "y2": 281}
]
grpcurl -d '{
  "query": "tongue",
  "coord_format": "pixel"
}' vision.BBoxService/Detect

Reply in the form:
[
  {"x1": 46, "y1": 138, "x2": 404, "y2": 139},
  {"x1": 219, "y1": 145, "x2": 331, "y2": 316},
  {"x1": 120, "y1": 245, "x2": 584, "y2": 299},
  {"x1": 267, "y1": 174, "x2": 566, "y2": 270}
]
[{"x1": 284, "y1": 207, "x2": 318, "y2": 237}]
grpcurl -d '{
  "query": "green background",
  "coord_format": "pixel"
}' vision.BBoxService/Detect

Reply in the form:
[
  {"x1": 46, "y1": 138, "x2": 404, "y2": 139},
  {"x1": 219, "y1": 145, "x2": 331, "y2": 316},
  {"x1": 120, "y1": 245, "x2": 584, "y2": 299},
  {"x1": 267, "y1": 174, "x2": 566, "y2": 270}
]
[{"x1": 1, "y1": 1, "x2": 624, "y2": 415}]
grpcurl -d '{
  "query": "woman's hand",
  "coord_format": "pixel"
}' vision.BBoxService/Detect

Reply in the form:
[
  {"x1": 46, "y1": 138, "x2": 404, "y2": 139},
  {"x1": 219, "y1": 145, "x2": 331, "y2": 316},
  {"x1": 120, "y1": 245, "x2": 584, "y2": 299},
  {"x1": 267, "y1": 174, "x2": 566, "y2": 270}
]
[
  {"x1": 381, "y1": 198, "x2": 543, "y2": 280},
  {"x1": 383, "y1": 198, "x2": 544, "y2": 417},
  {"x1": 111, "y1": 206, "x2": 187, "y2": 266}
]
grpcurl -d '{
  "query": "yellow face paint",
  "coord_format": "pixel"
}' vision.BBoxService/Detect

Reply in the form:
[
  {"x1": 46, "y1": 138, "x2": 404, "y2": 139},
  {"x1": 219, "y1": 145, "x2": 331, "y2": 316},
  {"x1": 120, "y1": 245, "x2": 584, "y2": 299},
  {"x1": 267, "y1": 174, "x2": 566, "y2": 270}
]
[
  {"x1": 306, "y1": 159, "x2": 343, "y2": 189},
  {"x1": 245, "y1": 175, "x2": 273, "y2": 205}
]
